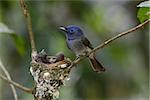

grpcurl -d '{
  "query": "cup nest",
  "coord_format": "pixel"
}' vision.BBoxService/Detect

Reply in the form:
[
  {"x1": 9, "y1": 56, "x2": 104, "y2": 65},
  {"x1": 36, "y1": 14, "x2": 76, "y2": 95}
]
[{"x1": 30, "y1": 50, "x2": 72, "y2": 100}]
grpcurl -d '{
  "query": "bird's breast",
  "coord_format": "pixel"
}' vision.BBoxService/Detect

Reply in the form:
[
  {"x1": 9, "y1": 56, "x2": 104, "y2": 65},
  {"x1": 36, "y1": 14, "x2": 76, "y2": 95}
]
[{"x1": 67, "y1": 39, "x2": 87, "y2": 55}]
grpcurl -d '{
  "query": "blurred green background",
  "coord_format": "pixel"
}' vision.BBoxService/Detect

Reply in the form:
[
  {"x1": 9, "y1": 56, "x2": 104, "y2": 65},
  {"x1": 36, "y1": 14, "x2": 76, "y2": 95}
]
[{"x1": 0, "y1": 0, "x2": 149, "y2": 100}]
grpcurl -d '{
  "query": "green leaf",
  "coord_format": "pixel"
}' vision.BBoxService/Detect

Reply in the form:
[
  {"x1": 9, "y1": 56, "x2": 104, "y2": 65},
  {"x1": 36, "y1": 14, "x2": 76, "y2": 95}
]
[
  {"x1": 137, "y1": 7, "x2": 150, "y2": 23},
  {"x1": 11, "y1": 34, "x2": 25, "y2": 56},
  {"x1": 0, "y1": 23, "x2": 25, "y2": 56}
]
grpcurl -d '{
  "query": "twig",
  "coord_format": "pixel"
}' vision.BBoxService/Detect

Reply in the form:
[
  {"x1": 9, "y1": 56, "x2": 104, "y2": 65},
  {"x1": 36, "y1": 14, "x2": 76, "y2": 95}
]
[
  {"x1": 92, "y1": 19, "x2": 150, "y2": 53},
  {"x1": 19, "y1": 0, "x2": 36, "y2": 53},
  {"x1": 70, "y1": 19, "x2": 150, "y2": 68},
  {"x1": 0, "y1": 0, "x2": 35, "y2": 95},
  {"x1": 0, "y1": 74, "x2": 33, "y2": 94},
  {"x1": 0, "y1": 58, "x2": 18, "y2": 100}
]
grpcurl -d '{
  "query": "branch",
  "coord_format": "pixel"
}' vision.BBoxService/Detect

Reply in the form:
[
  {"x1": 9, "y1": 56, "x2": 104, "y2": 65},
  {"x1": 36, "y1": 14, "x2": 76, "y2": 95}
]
[
  {"x1": 92, "y1": 19, "x2": 150, "y2": 53},
  {"x1": 0, "y1": 74, "x2": 33, "y2": 94},
  {"x1": 70, "y1": 19, "x2": 150, "y2": 68},
  {"x1": 19, "y1": 0, "x2": 37, "y2": 53},
  {"x1": 0, "y1": 58, "x2": 18, "y2": 100},
  {"x1": 0, "y1": 1, "x2": 35, "y2": 95}
]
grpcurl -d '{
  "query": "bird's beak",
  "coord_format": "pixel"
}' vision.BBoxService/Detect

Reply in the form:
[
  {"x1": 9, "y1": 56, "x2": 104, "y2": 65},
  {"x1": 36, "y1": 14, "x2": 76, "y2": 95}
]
[{"x1": 59, "y1": 26, "x2": 68, "y2": 33}]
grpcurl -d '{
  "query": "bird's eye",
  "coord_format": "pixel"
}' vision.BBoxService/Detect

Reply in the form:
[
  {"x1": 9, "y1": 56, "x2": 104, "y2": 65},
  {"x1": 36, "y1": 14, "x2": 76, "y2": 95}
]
[
  {"x1": 70, "y1": 29, "x2": 74, "y2": 32},
  {"x1": 70, "y1": 29, "x2": 75, "y2": 34}
]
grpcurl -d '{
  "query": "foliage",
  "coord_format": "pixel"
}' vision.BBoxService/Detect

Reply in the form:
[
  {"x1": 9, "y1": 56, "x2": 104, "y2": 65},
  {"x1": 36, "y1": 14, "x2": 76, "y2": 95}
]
[
  {"x1": 137, "y1": 1, "x2": 150, "y2": 23},
  {"x1": 0, "y1": 23, "x2": 25, "y2": 56}
]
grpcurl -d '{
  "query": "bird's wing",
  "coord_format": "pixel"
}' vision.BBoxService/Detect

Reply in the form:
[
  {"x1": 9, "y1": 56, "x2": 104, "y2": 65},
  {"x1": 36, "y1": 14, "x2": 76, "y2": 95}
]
[{"x1": 81, "y1": 36, "x2": 93, "y2": 49}]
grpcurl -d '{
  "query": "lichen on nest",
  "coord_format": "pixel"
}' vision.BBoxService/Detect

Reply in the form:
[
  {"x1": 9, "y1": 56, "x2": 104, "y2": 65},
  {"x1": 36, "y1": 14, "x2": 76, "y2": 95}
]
[{"x1": 30, "y1": 50, "x2": 72, "y2": 100}]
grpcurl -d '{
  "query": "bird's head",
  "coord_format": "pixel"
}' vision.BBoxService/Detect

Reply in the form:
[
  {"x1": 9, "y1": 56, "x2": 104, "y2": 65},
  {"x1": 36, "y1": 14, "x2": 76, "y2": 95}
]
[{"x1": 60, "y1": 25, "x2": 83, "y2": 40}]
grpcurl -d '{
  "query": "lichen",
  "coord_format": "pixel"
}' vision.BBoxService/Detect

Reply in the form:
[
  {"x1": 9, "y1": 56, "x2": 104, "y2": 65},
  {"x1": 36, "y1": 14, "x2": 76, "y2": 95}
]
[{"x1": 30, "y1": 50, "x2": 71, "y2": 100}]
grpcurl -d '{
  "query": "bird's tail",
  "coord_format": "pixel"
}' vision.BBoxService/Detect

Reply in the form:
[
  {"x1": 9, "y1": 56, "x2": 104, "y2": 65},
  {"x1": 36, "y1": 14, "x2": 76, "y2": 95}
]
[{"x1": 89, "y1": 53, "x2": 106, "y2": 73}]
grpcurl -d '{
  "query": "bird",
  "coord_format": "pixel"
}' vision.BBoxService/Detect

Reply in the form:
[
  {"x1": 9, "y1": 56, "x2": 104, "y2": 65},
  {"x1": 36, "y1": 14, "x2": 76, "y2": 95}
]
[{"x1": 60, "y1": 25, "x2": 106, "y2": 72}]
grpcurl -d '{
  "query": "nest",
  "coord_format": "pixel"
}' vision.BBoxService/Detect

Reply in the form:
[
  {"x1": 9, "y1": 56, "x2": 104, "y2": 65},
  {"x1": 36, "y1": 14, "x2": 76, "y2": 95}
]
[{"x1": 30, "y1": 50, "x2": 72, "y2": 100}]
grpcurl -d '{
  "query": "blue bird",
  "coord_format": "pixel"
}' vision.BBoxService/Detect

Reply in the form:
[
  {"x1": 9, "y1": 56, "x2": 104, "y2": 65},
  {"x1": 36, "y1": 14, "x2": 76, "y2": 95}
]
[{"x1": 60, "y1": 25, "x2": 105, "y2": 72}]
